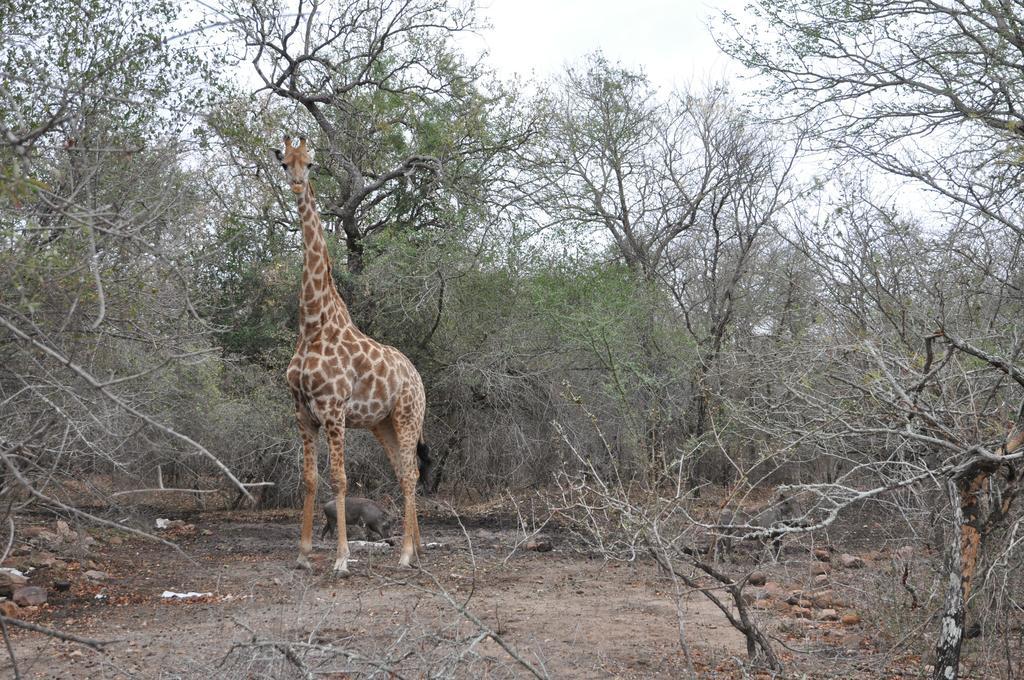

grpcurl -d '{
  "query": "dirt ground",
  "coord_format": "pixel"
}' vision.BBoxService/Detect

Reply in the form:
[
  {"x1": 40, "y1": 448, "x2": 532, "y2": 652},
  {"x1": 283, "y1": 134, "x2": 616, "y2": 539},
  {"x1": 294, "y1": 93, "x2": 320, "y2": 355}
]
[{"x1": 0, "y1": 498, "x2": 991, "y2": 678}]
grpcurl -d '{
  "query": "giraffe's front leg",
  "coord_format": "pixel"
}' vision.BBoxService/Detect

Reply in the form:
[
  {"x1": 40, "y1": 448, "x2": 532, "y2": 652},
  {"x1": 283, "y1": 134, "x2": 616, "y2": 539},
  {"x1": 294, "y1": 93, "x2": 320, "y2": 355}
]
[
  {"x1": 297, "y1": 427, "x2": 318, "y2": 570},
  {"x1": 325, "y1": 419, "x2": 351, "y2": 576}
]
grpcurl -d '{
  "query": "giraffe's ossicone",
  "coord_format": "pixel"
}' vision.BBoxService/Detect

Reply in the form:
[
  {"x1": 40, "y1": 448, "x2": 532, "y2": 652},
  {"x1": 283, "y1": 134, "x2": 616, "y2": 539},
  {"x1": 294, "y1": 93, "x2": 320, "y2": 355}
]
[{"x1": 273, "y1": 134, "x2": 429, "y2": 574}]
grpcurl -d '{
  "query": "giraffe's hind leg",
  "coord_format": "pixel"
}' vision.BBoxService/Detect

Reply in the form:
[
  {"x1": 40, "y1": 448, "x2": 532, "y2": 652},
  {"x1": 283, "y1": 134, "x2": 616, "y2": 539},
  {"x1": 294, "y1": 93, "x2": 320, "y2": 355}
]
[
  {"x1": 372, "y1": 414, "x2": 422, "y2": 568},
  {"x1": 294, "y1": 409, "x2": 319, "y2": 570}
]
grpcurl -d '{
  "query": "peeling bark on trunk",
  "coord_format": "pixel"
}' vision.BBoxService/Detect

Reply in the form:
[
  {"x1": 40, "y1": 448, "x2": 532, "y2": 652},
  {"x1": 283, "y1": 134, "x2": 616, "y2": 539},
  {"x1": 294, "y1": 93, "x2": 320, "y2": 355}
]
[
  {"x1": 933, "y1": 479, "x2": 967, "y2": 680},
  {"x1": 932, "y1": 428, "x2": 1023, "y2": 680}
]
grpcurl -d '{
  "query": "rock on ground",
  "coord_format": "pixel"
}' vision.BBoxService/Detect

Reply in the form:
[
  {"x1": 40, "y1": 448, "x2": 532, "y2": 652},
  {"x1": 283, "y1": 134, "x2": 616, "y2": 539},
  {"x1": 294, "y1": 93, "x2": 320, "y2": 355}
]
[
  {"x1": 12, "y1": 586, "x2": 47, "y2": 606},
  {"x1": 839, "y1": 554, "x2": 866, "y2": 569},
  {"x1": 0, "y1": 568, "x2": 28, "y2": 595}
]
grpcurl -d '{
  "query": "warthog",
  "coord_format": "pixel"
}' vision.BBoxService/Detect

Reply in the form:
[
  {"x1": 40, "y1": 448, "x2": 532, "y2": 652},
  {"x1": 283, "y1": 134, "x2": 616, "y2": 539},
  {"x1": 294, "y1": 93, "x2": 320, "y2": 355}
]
[
  {"x1": 716, "y1": 492, "x2": 799, "y2": 560},
  {"x1": 320, "y1": 497, "x2": 391, "y2": 541}
]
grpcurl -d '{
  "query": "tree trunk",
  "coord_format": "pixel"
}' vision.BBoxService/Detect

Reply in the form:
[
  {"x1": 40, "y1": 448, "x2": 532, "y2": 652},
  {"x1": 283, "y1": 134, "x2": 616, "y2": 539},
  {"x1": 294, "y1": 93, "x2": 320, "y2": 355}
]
[
  {"x1": 343, "y1": 224, "x2": 364, "y2": 276},
  {"x1": 933, "y1": 456, "x2": 1009, "y2": 678},
  {"x1": 933, "y1": 478, "x2": 967, "y2": 680}
]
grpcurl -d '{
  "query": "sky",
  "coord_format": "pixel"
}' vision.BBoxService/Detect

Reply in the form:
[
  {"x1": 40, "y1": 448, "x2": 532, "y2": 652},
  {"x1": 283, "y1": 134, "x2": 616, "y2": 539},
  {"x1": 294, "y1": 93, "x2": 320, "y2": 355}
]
[{"x1": 460, "y1": 0, "x2": 747, "y2": 93}]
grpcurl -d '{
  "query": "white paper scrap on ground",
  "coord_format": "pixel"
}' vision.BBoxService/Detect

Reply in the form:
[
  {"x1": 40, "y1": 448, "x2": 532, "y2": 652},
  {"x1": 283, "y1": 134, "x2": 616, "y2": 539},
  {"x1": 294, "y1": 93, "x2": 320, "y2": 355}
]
[
  {"x1": 161, "y1": 591, "x2": 212, "y2": 599},
  {"x1": 348, "y1": 540, "x2": 389, "y2": 548},
  {"x1": 425, "y1": 542, "x2": 443, "y2": 549},
  {"x1": 155, "y1": 518, "x2": 170, "y2": 529}
]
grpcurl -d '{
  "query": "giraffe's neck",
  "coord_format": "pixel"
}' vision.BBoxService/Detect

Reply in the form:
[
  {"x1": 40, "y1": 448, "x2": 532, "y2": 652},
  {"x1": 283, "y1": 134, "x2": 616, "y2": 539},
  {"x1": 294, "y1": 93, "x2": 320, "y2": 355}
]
[{"x1": 297, "y1": 185, "x2": 351, "y2": 333}]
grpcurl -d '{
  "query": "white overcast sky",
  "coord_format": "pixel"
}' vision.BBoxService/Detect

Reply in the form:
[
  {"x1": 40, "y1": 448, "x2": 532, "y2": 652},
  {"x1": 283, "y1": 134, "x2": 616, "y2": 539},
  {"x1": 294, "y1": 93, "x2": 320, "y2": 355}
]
[{"x1": 462, "y1": 0, "x2": 747, "y2": 92}]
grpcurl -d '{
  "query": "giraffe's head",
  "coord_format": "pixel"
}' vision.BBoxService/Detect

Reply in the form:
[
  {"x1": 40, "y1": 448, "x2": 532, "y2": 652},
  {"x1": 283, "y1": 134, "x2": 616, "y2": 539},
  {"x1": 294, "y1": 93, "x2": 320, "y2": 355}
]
[{"x1": 272, "y1": 135, "x2": 315, "y2": 194}]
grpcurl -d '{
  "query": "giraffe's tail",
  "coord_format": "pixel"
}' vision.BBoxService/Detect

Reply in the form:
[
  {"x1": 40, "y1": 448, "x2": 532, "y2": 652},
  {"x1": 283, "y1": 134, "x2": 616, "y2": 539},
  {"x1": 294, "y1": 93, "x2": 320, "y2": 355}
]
[{"x1": 416, "y1": 435, "x2": 432, "y2": 494}]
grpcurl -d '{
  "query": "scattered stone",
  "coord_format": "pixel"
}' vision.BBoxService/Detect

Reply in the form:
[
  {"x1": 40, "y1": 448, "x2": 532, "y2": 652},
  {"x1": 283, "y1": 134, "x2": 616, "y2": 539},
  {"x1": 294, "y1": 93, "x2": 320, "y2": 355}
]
[
  {"x1": 27, "y1": 553, "x2": 54, "y2": 570},
  {"x1": 841, "y1": 613, "x2": 862, "y2": 626},
  {"x1": 842, "y1": 634, "x2": 867, "y2": 650},
  {"x1": 107, "y1": 535, "x2": 124, "y2": 546},
  {"x1": 763, "y1": 581, "x2": 785, "y2": 598},
  {"x1": 813, "y1": 574, "x2": 829, "y2": 586},
  {"x1": 741, "y1": 591, "x2": 756, "y2": 605},
  {"x1": 37, "y1": 530, "x2": 60, "y2": 546},
  {"x1": 778, "y1": 619, "x2": 804, "y2": 636},
  {"x1": 55, "y1": 520, "x2": 77, "y2": 541},
  {"x1": 813, "y1": 547, "x2": 831, "y2": 562},
  {"x1": 12, "y1": 586, "x2": 47, "y2": 607},
  {"x1": 785, "y1": 590, "x2": 804, "y2": 605},
  {"x1": 0, "y1": 600, "x2": 19, "y2": 618},
  {"x1": 0, "y1": 568, "x2": 28, "y2": 595},
  {"x1": 792, "y1": 606, "x2": 814, "y2": 619},
  {"x1": 525, "y1": 539, "x2": 553, "y2": 553},
  {"x1": 748, "y1": 571, "x2": 767, "y2": 587},
  {"x1": 83, "y1": 570, "x2": 109, "y2": 582},
  {"x1": 817, "y1": 608, "x2": 839, "y2": 622},
  {"x1": 752, "y1": 598, "x2": 771, "y2": 610},
  {"x1": 53, "y1": 579, "x2": 72, "y2": 592},
  {"x1": 812, "y1": 590, "x2": 835, "y2": 608},
  {"x1": 11, "y1": 546, "x2": 30, "y2": 557},
  {"x1": 23, "y1": 527, "x2": 46, "y2": 539},
  {"x1": 797, "y1": 598, "x2": 814, "y2": 609},
  {"x1": 84, "y1": 560, "x2": 101, "y2": 571},
  {"x1": 839, "y1": 554, "x2": 866, "y2": 569},
  {"x1": 810, "y1": 562, "x2": 830, "y2": 576},
  {"x1": 201, "y1": 529, "x2": 213, "y2": 536}
]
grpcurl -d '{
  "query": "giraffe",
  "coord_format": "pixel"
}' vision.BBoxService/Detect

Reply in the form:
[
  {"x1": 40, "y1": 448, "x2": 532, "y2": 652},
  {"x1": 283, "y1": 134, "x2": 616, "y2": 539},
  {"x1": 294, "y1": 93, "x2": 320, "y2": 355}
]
[{"x1": 273, "y1": 134, "x2": 429, "y2": 574}]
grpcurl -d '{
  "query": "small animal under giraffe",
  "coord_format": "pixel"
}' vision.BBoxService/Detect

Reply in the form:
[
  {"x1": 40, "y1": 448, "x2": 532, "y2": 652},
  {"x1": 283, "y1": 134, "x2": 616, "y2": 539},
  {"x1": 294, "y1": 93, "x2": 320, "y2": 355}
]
[
  {"x1": 320, "y1": 497, "x2": 390, "y2": 542},
  {"x1": 273, "y1": 134, "x2": 430, "y2": 574}
]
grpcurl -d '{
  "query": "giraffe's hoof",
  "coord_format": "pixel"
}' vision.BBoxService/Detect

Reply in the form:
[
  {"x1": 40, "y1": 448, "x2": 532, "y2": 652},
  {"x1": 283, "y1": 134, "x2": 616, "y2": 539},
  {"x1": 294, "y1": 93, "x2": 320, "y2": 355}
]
[
  {"x1": 296, "y1": 554, "x2": 313, "y2": 570},
  {"x1": 332, "y1": 558, "x2": 350, "y2": 577}
]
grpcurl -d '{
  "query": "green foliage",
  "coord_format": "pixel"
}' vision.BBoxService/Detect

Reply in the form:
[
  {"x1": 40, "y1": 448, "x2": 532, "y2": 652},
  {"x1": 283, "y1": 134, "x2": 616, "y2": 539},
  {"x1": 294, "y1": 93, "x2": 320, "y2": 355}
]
[{"x1": 1, "y1": 0, "x2": 213, "y2": 141}]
